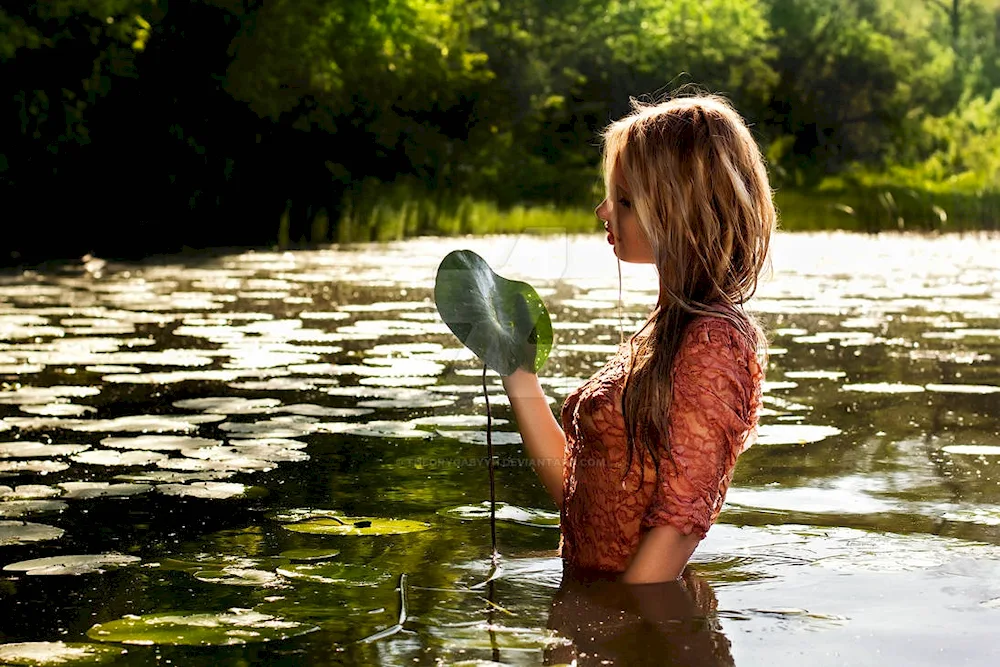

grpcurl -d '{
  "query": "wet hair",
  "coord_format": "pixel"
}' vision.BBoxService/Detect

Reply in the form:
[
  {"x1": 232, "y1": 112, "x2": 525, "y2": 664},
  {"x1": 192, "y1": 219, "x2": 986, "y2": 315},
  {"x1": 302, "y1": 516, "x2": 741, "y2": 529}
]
[{"x1": 600, "y1": 93, "x2": 776, "y2": 482}]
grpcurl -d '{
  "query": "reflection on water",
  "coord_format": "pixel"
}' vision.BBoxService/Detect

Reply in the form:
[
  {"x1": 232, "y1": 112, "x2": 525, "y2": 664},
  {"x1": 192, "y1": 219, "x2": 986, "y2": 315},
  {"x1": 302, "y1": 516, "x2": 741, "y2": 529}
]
[
  {"x1": 0, "y1": 231, "x2": 999, "y2": 664},
  {"x1": 546, "y1": 567, "x2": 733, "y2": 666}
]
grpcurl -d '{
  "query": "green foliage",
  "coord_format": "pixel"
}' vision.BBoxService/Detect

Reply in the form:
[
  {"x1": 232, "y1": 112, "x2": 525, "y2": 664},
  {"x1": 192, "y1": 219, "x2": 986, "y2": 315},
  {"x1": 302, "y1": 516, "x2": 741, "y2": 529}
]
[{"x1": 3, "y1": 0, "x2": 1000, "y2": 263}]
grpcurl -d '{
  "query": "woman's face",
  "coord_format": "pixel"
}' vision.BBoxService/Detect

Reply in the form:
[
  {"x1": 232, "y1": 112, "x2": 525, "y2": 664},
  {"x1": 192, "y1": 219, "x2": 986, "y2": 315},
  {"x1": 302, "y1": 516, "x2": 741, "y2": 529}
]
[{"x1": 595, "y1": 169, "x2": 655, "y2": 264}]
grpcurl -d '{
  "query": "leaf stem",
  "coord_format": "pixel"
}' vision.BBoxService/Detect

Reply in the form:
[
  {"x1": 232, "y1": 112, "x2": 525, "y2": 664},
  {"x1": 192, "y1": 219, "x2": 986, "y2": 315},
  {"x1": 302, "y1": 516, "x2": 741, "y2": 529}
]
[{"x1": 482, "y1": 363, "x2": 497, "y2": 558}]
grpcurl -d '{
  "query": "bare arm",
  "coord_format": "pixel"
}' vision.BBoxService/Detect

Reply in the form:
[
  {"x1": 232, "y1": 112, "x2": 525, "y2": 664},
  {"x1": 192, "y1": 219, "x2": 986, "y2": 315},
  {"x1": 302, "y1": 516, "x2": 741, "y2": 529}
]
[
  {"x1": 621, "y1": 524, "x2": 701, "y2": 584},
  {"x1": 500, "y1": 368, "x2": 566, "y2": 510}
]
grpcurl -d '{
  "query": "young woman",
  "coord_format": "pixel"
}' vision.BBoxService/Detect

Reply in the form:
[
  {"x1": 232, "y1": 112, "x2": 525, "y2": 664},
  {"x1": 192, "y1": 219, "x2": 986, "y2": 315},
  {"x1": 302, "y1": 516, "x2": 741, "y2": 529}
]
[{"x1": 501, "y1": 94, "x2": 774, "y2": 584}]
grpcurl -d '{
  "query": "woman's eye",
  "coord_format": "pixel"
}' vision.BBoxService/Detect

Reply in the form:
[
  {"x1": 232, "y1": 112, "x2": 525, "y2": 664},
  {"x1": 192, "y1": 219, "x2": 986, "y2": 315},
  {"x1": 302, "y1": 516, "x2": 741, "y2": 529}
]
[{"x1": 617, "y1": 198, "x2": 631, "y2": 209}]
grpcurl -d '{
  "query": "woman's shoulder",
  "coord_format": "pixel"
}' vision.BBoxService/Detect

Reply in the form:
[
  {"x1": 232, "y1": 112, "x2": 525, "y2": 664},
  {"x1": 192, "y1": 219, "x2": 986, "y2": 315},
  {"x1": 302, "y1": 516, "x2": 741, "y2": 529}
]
[{"x1": 681, "y1": 306, "x2": 755, "y2": 351}]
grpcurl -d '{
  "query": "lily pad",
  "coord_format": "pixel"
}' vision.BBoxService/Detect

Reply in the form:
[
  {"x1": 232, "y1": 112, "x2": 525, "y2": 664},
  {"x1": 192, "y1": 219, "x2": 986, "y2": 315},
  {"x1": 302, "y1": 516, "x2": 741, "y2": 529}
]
[
  {"x1": 0, "y1": 460, "x2": 70, "y2": 475},
  {"x1": 156, "y1": 482, "x2": 248, "y2": 499},
  {"x1": 279, "y1": 548, "x2": 341, "y2": 562},
  {"x1": 0, "y1": 500, "x2": 67, "y2": 517},
  {"x1": 0, "y1": 442, "x2": 91, "y2": 458},
  {"x1": 0, "y1": 521, "x2": 65, "y2": 546},
  {"x1": 841, "y1": 383, "x2": 925, "y2": 394},
  {"x1": 275, "y1": 562, "x2": 390, "y2": 586},
  {"x1": 58, "y1": 482, "x2": 151, "y2": 499},
  {"x1": 941, "y1": 445, "x2": 1000, "y2": 456},
  {"x1": 3, "y1": 554, "x2": 141, "y2": 575},
  {"x1": 86, "y1": 609, "x2": 318, "y2": 646},
  {"x1": 317, "y1": 421, "x2": 432, "y2": 440},
  {"x1": 0, "y1": 485, "x2": 62, "y2": 500},
  {"x1": 193, "y1": 567, "x2": 283, "y2": 587},
  {"x1": 114, "y1": 471, "x2": 235, "y2": 483},
  {"x1": 180, "y1": 445, "x2": 309, "y2": 463},
  {"x1": 281, "y1": 514, "x2": 431, "y2": 536},
  {"x1": 0, "y1": 641, "x2": 124, "y2": 665},
  {"x1": 756, "y1": 424, "x2": 843, "y2": 446},
  {"x1": 435, "y1": 430, "x2": 523, "y2": 446},
  {"x1": 70, "y1": 450, "x2": 167, "y2": 467},
  {"x1": 172, "y1": 397, "x2": 282, "y2": 414},
  {"x1": 434, "y1": 249, "x2": 552, "y2": 375},
  {"x1": 438, "y1": 501, "x2": 560, "y2": 528},
  {"x1": 100, "y1": 435, "x2": 222, "y2": 451}
]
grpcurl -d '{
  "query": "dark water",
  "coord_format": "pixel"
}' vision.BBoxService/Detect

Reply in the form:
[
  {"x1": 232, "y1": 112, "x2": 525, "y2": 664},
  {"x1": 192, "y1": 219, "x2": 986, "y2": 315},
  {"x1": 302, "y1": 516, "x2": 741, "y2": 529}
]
[{"x1": 1, "y1": 232, "x2": 999, "y2": 666}]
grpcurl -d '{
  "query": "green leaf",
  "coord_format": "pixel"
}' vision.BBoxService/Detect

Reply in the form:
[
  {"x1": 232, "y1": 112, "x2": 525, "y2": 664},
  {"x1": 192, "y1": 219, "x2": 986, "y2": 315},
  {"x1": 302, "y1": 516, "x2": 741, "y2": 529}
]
[
  {"x1": 438, "y1": 501, "x2": 560, "y2": 528},
  {"x1": 86, "y1": 609, "x2": 318, "y2": 646},
  {"x1": 434, "y1": 249, "x2": 552, "y2": 376},
  {"x1": 192, "y1": 568, "x2": 284, "y2": 587},
  {"x1": 0, "y1": 521, "x2": 64, "y2": 546},
  {"x1": 282, "y1": 516, "x2": 431, "y2": 536},
  {"x1": 275, "y1": 562, "x2": 390, "y2": 586},
  {"x1": 3, "y1": 554, "x2": 140, "y2": 576},
  {"x1": 279, "y1": 548, "x2": 341, "y2": 562},
  {"x1": 0, "y1": 642, "x2": 124, "y2": 665}
]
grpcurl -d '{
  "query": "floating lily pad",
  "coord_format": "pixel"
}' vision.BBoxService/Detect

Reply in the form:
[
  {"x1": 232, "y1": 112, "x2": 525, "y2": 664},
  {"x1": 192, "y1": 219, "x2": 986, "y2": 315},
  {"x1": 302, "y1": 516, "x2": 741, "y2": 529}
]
[
  {"x1": 279, "y1": 548, "x2": 340, "y2": 562},
  {"x1": 156, "y1": 482, "x2": 248, "y2": 499},
  {"x1": 357, "y1": 376, "x2": 436, "y2": 388},
  {"x1": 924, "y1": 383, "x2": 1000, "y2": 394},
  {"x1": 219, "y1": 417, "x2": 318, "y2": 439},
  {"x1": 438, "y1": 502, "x2": 559, "y2": 528},
  {"x1": 317, "y1": 421, "x2": 432, "y2": 439},
  {"x1": 58, "y1": 482, "x2": 151, "y2": 499},
  {"x1": 756, "y1": 424, "x2": 843, "y2": 446},
  {"x1": 436, "y1": 623, "x2": 572, "y2": 652},
  {"x1": 0, "y1": 641, "x2": 124, "y2": 665},
  {"x1": 100, "y1": 435, "x2": 222, "y2": 451},
  {"x1": 0, "y1": 521, "x2": 65, "y2": 546},
  {"x1": 157, "y1": 457, "x2": 276, "y2": 473},
  {"x1": 278, "y1": 404, "x2": 368, "y2": 417},
  {"x1": 0, "y1": 460, "x2": 70, "y2": 475},
  {"x1": 841, "y1": 383, "x2": 925, "y2": 393},
  {"x1": 281, "y1": 513, "x2": 431, "y2": 536},
  {"x1": 180, "y1": 445, "x2": 309, "y2": 463},
  {"x1": 86, "y1": 609, "x2": 318, "y2": 646},
  {"x1": 227, "y1": 378, "x2": 321, "y2": 391},
  {"x1": 193, "y1": 567, "x2": 283, "y2": 587},
  {"x1": 434, "y1": 430, "x2": 523, "y2": 446},
  {"x1": 941, "y1": 445, "x2": 1000, "y2": 456},
  {"x1": 434, "y1": 249, "x2": 553, "y2": 375},
  {"x1": 113, "y1": 471, "x2": 235, "y2": 483},
  {"x1": 0, "y1": 500, "x2": 67, "y2": 517},
  {"x1": 411, "y1": 415, "x2": 509, "y2": 428},
  {"x1": 173, "y1": 397, "x2": 282, "y2": 414},
  {"x1": 3, "y1": 554, "x2": 141, "y2": 576},
  {"x1": 356, "y1": 396, "x2": 456, "y2": 409},
  {"x1": 0, "y1": 387, "x2": 101, "y2": 406},
  {"x1": 70, "y1": 450, "x2": 167, "y2": 467},
  {"x1": 783, "y1": 370, "x2": 847, "y2": 380},
  {"x1": 1, "y1": 485, "x2": 61, "y2": 500},
  {"x1": 942, "y1": 507, "x2": 1000, "y2": 526},
  {"x1": 275, "y1": 562, "x2": 390, "y2": 586},
  {"x1": 19, "y1": 404, "x2": 97, "y2": 417}
]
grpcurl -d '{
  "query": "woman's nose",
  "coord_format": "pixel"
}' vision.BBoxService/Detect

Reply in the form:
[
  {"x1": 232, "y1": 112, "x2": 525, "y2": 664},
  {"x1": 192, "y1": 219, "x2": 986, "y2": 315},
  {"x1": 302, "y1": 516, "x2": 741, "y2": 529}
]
[{"x1": 595, "y1": 199, "x2": 609, "y2": 221}]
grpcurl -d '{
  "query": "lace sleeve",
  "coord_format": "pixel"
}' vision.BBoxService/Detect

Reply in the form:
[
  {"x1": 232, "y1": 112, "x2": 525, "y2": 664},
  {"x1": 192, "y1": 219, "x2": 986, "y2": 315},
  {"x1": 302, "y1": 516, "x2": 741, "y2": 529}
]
[{"x1": 640, "y1": 318, "x2": 761, "y2": 539}]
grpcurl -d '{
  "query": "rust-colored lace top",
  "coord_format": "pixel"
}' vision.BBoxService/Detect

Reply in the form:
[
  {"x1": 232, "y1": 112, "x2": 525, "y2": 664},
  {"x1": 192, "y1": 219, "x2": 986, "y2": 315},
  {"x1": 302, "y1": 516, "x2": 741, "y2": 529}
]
[{"x1": 558, "y1": 312, "x2": 764, "y2": 573}]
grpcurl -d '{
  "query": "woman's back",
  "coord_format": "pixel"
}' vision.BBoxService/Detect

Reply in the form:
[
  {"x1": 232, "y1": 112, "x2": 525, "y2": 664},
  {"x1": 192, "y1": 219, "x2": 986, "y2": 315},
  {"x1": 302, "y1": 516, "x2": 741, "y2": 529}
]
[{"x1": 559, "y1": 308, "x2": 764, "y2": 573}]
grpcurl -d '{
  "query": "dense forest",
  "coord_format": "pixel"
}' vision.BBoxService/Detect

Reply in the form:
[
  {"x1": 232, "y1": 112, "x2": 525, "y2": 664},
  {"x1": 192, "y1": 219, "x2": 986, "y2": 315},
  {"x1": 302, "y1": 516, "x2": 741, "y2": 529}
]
[{"x1": 2, "y1": 0, "x2": 999, "y2": 263}]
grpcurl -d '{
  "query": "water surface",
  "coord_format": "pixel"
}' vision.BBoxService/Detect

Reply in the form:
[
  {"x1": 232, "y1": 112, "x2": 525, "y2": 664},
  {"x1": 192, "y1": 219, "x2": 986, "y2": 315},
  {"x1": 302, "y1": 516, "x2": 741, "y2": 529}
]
[{"x1": 1, "y1": 232, "x2": 999, "y2": 666}]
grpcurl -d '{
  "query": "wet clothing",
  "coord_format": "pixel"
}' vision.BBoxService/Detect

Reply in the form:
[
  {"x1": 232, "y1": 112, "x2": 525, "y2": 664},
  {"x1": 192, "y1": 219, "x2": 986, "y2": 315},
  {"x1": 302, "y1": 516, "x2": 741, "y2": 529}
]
[{"x1": 558, "y1": 311, "x2": 763, "y2": 572}]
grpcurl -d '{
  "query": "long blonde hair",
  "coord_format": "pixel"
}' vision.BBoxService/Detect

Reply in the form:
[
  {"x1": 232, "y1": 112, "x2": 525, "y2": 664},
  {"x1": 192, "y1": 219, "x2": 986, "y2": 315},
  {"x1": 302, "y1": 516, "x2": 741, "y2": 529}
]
[{"x1": 601, "y1": 93, "x2": 776, "y2": 482}]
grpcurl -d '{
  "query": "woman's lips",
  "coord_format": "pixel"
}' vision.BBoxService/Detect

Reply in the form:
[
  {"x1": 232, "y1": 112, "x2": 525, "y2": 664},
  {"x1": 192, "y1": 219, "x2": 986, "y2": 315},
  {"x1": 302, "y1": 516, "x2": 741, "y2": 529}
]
[{"x1": 607, "y1": 232, "x2": 614, "y2": 245}]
